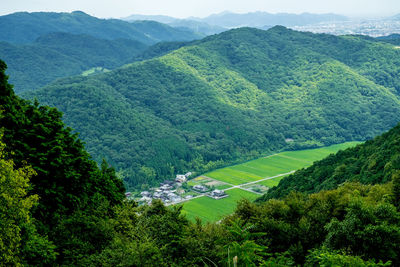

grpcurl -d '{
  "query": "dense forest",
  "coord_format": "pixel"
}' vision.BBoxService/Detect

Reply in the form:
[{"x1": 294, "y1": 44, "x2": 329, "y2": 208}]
[
  {"x1": 26, "y1": 26, "x2": 400, "y2": 189},
  {"x1": 1, "y1": 60, "x2": 400, "y2": 265},
  {"x1": 0, "y1": 32, "x2": 148, "y2": 92},
  {"x1": 260, "y1": 121, "x2": 400, "y2": 200}
]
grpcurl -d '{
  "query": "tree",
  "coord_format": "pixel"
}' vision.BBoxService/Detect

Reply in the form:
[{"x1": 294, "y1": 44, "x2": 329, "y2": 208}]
[{"x1": 0, "y1": 139, "x2": 56, "y2": 265}]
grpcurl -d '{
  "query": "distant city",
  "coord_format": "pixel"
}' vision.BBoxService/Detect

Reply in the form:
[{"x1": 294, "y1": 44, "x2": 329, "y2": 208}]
[{"x1": 293, "y1": 18, "x2": 400, "y2": 37}]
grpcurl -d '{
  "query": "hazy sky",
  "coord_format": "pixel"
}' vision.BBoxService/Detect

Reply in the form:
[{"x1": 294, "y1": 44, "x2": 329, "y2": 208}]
[{"x1": 1, "y1": 0, "x2": 400, "y2": 19}]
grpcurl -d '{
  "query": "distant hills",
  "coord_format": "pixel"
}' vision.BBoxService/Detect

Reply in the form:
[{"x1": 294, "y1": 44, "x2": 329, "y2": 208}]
[
  {"x1": 0, "y1": 11, "x2": 203, "y2": 44},
  {"x1": 0, "y1": 11, "x2": 205, "y2": 91},
  {"x1": 122, "y1": 11, "x2": 347, "y2": 35},
  {"x1": 123, "y1": 14, "x2": 227, "y2": 36},
  {"x1": 124, "y1": 11, "x2": 347, "y2": 30},
  {"x1": 25, "y1": 26, "x2": 400, "y2": 189}
]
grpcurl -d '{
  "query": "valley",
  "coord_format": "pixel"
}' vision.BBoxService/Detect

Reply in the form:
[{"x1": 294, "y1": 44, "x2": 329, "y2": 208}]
[
  {"x1": 176, "y1": 142, "x2": 360, "y2": 222},
  {"x1": 1, "y1": 7, "x2": 400, "y2": 265},
  {"x1": 26, "y1": 26, "x2": 400, "y2": 191}
]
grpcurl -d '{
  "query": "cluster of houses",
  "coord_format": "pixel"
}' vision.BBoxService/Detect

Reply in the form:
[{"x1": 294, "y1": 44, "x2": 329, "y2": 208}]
[
  {"x1": 129, "y1": 171, "x2": 229, "y2": 205},
  {"x1": 137, "y1": 172, "x2": 193, "y2": 205}
]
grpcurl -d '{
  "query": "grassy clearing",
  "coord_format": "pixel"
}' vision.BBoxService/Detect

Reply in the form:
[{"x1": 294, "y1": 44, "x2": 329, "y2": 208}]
[
  {"x1": 204, "y1": 142, "x2": 360, "y2": 185},
  {"x1": 181, "y1": 188, "x2": 258, "y2": 223}
]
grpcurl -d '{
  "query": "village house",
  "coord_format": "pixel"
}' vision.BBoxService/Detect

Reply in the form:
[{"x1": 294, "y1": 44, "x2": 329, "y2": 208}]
[
  {"x1": 193, "y1": 184, "x2": 208, "y2": 192},
  {"x1": 210, "y1": 189, "x2": 228, "y2": 199},
  {"x1": 140, "y1": 191, "x2": 152, "y2": 198},
  {"x1": 161, "y1": 180, "x2": 175, "y2": 186},
  {"x1": 160, "y1": 184, "x2": 173, "y2": 191},
  {"x1": 175, "y1": 174, "x2": 187, "y2": 183}
]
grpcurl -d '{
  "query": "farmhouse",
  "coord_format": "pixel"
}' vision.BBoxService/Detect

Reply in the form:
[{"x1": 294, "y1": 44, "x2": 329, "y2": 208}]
[
  {"x1": 140, "y1": 191, "x2": 151, "y2": 197},
  {"x1": 161, "y1": 180, "x2": 175, "y2": 186},
  {"x1": 175, "y1": 174, "x2": 187, "y2": 183},
  {"x1": 160, "y1": 184, "x2": 173, "y2": 191},
  {"x1": 193, "y1": 184, "x2": 208, "y2": 192},
  {"x1": 210, "y1": 189, "x2": 228, "y2": 199}
]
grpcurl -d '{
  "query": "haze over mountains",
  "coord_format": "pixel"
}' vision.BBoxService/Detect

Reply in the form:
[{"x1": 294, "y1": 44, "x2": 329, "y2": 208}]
[
  {"x1": 123, "y1": 11, "x2": 348, "y2": 34},
  {"x1": 0, "y1": 11, "x2": 202, "y2": 44},
  {"x1": 26, "y1": 26, "x2": 400, "y2": 189}
]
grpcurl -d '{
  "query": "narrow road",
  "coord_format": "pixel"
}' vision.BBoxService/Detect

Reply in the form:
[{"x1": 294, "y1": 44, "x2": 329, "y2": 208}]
[{"x1": 168, "y1": 170, "x2": 295, "y2": 205}]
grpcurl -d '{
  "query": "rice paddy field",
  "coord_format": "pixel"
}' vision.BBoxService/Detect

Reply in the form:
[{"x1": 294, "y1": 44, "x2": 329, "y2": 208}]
[
  {"x1": 204, "y1": 142, "x2": 361, "y2": 185},
  {"x1": 181, "y1": 141, "x2": 361, "y2": 223},
  {"x1": 180, "y1": 188, "x2": 259, "y2": 223}
]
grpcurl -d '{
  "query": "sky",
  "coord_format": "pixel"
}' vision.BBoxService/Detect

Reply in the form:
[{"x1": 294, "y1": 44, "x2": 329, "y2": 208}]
[{"x1": 1, "y1": 0, "x2": 400, "y2": 19}]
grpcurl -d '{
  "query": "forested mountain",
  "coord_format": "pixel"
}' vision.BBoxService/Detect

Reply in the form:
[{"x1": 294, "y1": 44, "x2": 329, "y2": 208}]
[
  {"x1": 0, "y1": 11, "x2": 202, "y2": 44},
  {"x1": 25, "y1": 26, "x2": 400, "y2": 189},
  {"x1": 0, "y1": 32, "x2": 148, "y2": 92},
  {"x1": 377, "y1": 34, "x2": 400, "y2": 45},
  {"x1": 260, "y1": 122, "x2": 400, "y2": 200}
]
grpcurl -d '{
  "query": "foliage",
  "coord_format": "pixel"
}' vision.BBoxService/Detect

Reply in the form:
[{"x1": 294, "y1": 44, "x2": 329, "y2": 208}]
[
  {"x1": 0, "y1": 138, "x2": 56, "y2": 265},
  {"x1": 0, "y1": 60, "x2": 125, "y2": 264},
  {"x1": 232, "y1": 182, "x2": 400, "y2": 265},
  {"x1": 305, "y1": 247, "x2": 391, "y2": 266},
  {"x1": 26, "y1": 26, "x2": 400, "y2": 189},
  {"x1": 225, "y1": 219, "x2": 268, "y2": 266}
]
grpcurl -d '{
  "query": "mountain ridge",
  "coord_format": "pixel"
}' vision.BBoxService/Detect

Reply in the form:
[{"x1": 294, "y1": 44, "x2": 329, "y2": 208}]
[{"x1": 0, "y1": 11, "x2": 202, "y2": 44}]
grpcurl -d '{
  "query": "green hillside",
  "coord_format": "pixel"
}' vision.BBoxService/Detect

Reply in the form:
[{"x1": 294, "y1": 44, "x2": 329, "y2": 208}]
[
  {"x1": 0, "y1": 11, "x2": 202, "y2": 44},
  {"x1": 0, "y1": 32, "x2": 148, "y2": 92},
  {"x1": 260, "y1": 122, "x2": 400, "y2": 200},
  {"x1": 26, "y1": 26, "x2": 400, "y2": 189}
]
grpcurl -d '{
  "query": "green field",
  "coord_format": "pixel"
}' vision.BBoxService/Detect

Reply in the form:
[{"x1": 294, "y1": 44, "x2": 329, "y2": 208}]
[
  {"x1": 204, "y1": 142, "x2": 360, "y2": 185},
  {"x1": 181, "y1": 188, "x2": 258, "y2": 223},
  {"x1": 258, "y1": 175, "x2": 286, "y2": 187},
  {"x1": 181, "y1": 142, "x2": 361, "y2": 223}
]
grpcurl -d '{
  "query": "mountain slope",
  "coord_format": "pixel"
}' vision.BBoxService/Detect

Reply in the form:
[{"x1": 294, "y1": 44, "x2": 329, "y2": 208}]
[
  {"x1": 259, "y1": 122, "x2": 400, "y2": 201},
  {"x1": 0, "y1": 11, "x2": 202, "y2": 44},
  {"x1": 26, "y1": 27, "x2": 400, "y2": 189},
  {"x1": 0, "y1": 32, "x2": 148, "y2": 92}
]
